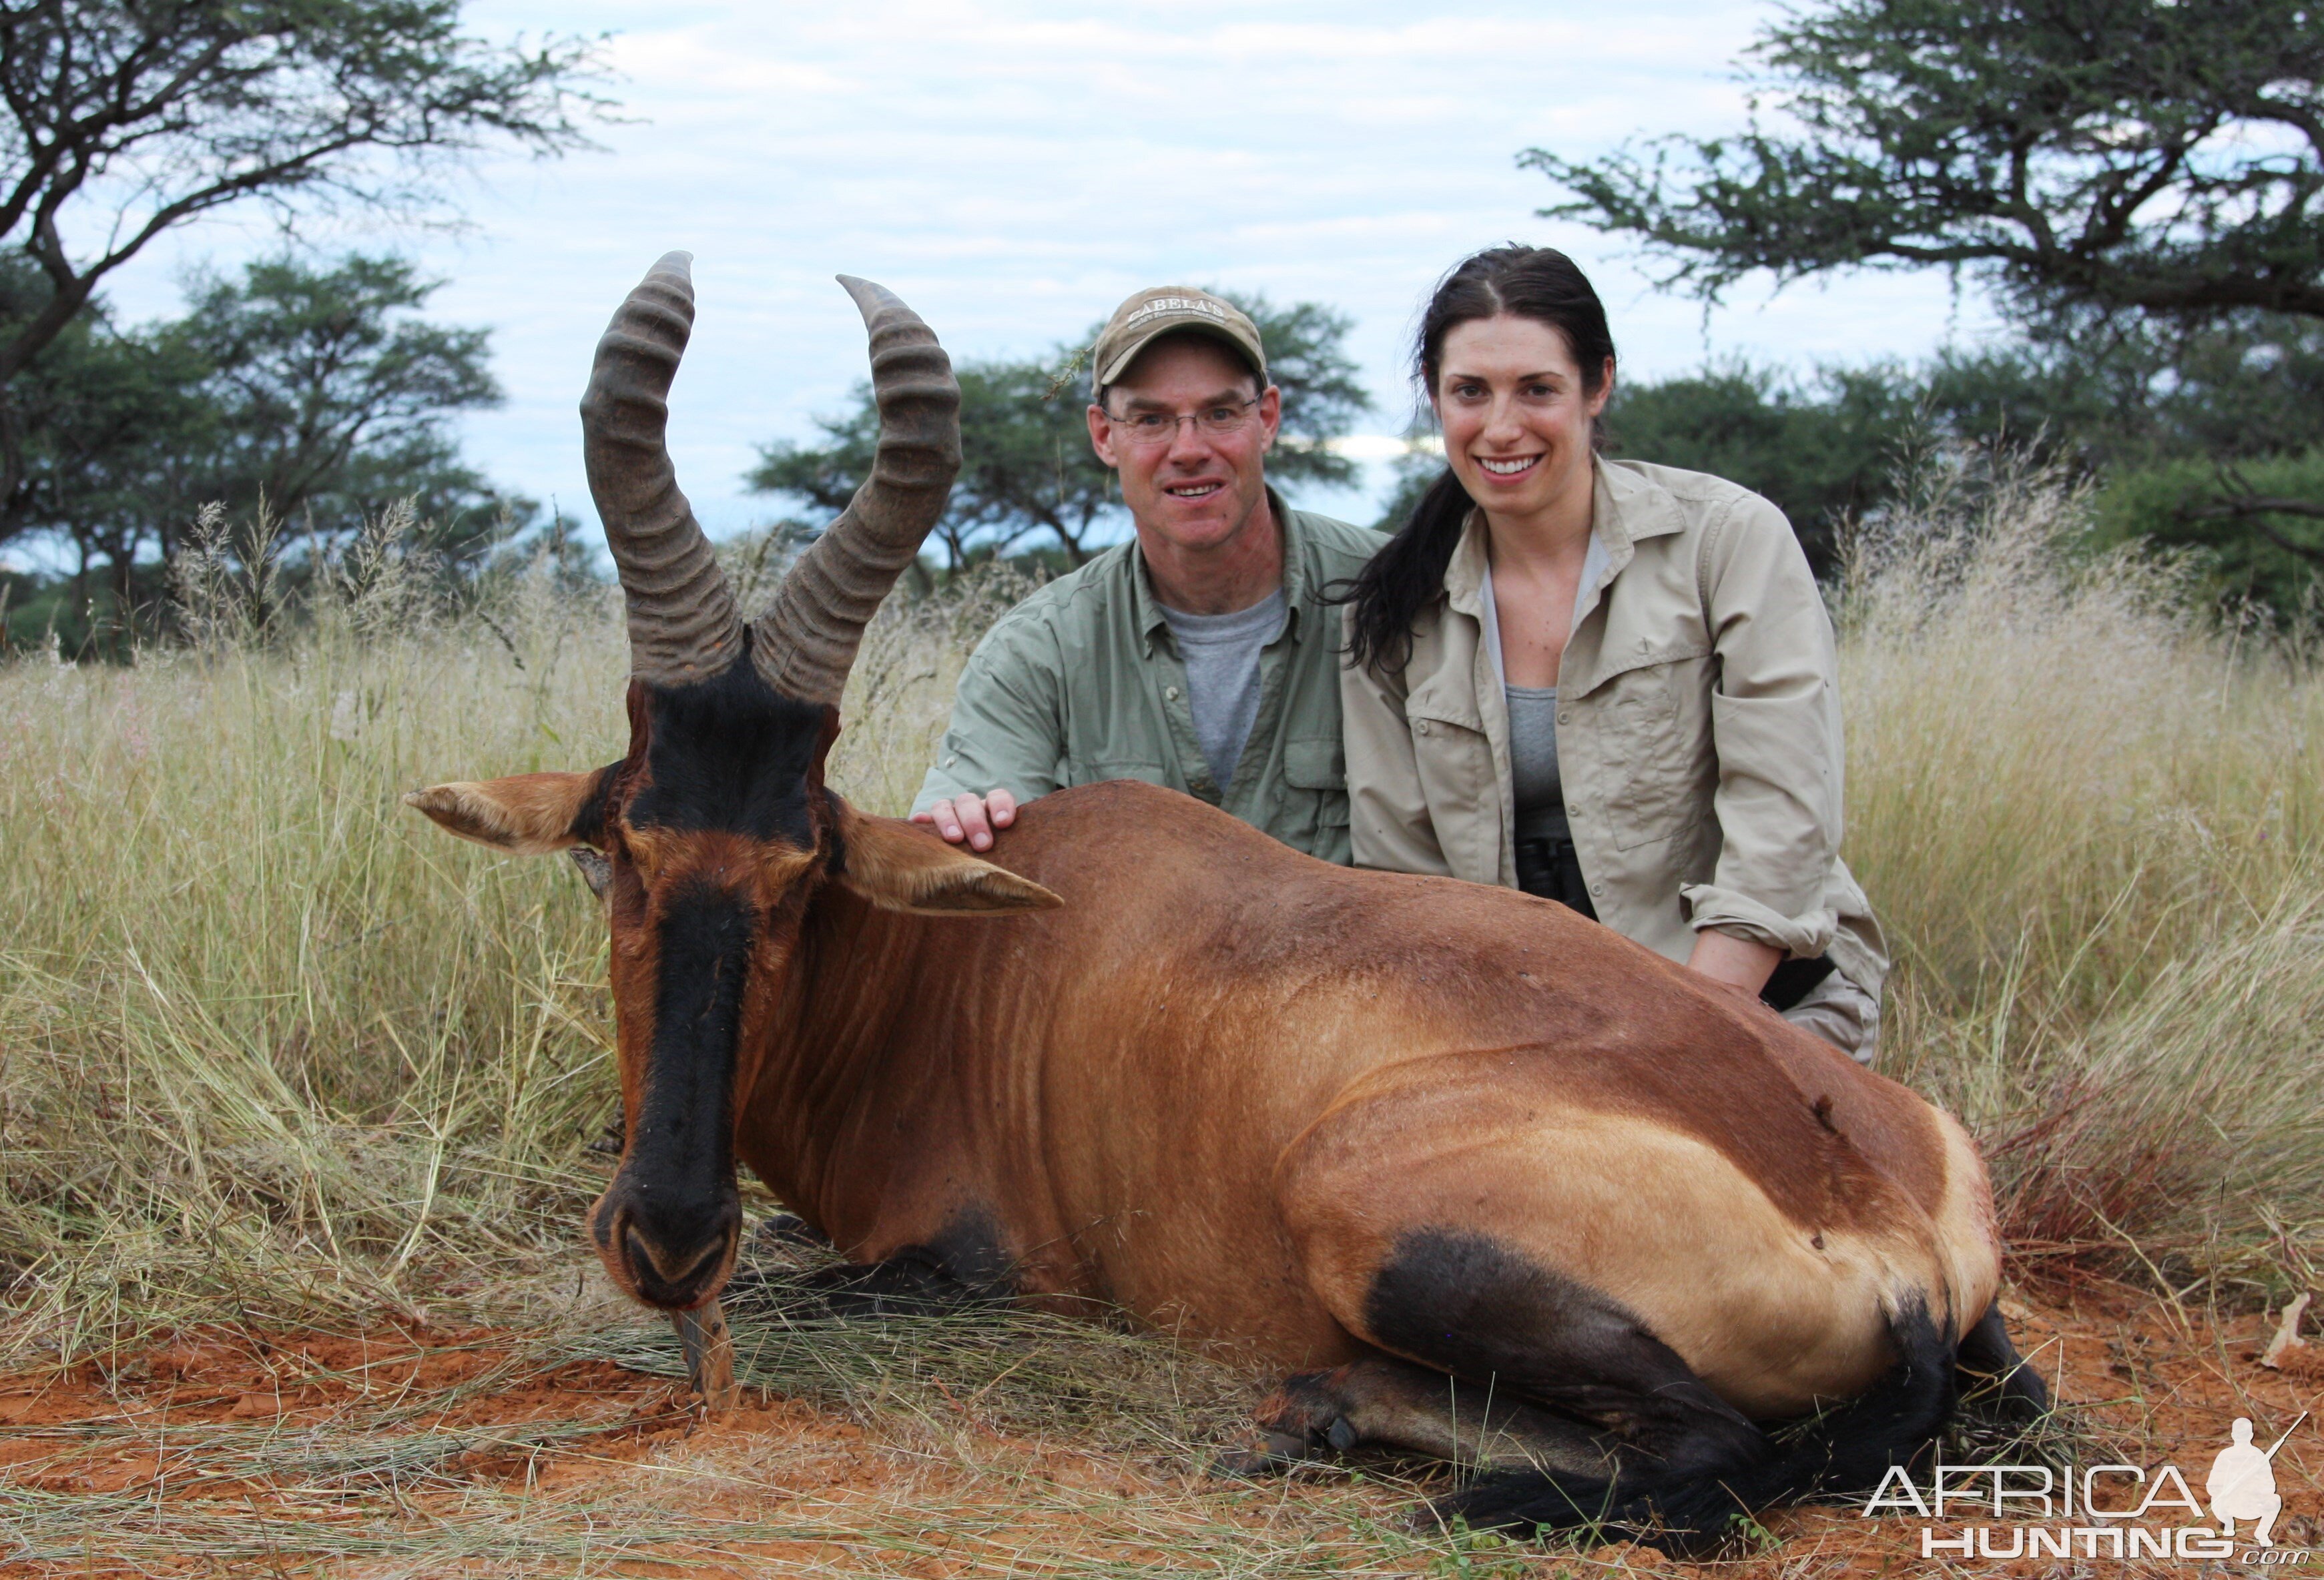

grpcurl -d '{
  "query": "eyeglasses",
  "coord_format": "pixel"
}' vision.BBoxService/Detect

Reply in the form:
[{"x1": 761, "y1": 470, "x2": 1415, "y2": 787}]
[{"x1": 1104, "y1": 397, "x2": 1262, "y2": 446}]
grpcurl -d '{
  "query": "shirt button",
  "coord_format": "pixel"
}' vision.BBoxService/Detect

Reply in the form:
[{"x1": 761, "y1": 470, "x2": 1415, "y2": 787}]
[
  {"x1": 1166, "y1": 686, "x2": 1180, "y2": 700},
  {"x1": 1566, "y1": 803, "x2": 1578, "y2": 816},
  {"x1": 1557, "y1": 711, "x2": 1570, "y2": 725},
  {"x1": 1416, "y1": 719, "x2": 1431, "y2": 735},
  {"x1": 944, "y1": 756, "x2": 956, "y2": 767},
  {"x1": 1590, "y1": 882, "x2": 1605, "y2": 896}
]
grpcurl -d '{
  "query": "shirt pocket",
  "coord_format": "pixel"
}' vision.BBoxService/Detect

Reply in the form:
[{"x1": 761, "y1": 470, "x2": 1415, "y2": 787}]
[
  {"x1": 1404, "y1": 709, "x2": 1498, "y2": 878},
  {"x1": 1281, "y1": 735, "x2": 1350, "y2": 837},
  {"x1": 1590, "y1": 659, "x2": 1696, "y2": 851}
]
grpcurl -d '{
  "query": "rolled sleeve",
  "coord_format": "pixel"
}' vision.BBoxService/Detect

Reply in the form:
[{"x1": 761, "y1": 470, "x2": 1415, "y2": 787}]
[
  {"x1": 1681, "y1": 496, "x2": 1843, "y2": 959},
  {"x1": 910, "y1": 613, "x2": 1069, "y2": 816}
]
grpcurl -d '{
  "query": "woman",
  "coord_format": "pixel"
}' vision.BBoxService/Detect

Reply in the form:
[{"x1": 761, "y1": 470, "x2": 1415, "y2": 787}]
[{"x1": 1341, "y1": 245, "x2": 1885, "y2": 1061}]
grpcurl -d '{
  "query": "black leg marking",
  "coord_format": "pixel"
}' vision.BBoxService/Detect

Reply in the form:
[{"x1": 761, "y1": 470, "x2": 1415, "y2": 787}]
[
  {"x1": 1365, "y1": 1228, "x2": 1960, "y2": 1557},
  {"x1": 1242, "y1": 1356, "x2": 1617, "y2": 1478},
  {"x1": 728, "y1": 1208, "x2": 1015, "y2": 1320},
  {"x1": 1956, "y1": 1302, "x2": 2050, "y2": 1423},
  {"x1": 752, "y1": 1212, "x2": 831, "y2": 1250},
  {"x1": 1364, "y1": 1228, "x2": 1763, "y2": 1473}
]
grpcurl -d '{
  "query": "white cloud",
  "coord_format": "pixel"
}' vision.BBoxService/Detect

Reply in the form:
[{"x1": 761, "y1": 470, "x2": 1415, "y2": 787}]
[{"x1": 94, "y1": 0, "x2": 2012, "y2": 543}]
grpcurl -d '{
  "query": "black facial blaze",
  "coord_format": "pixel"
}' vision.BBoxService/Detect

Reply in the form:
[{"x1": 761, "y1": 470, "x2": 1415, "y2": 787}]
[
  {"x1": 627, "y1": 878, "x2": 755, "y2": 1241},
  {"x1": 627, "y1": 659, "x2": 829, "y2": 843}
]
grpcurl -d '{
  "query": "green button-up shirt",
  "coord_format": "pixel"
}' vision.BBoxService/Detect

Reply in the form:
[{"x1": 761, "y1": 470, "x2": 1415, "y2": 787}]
[{"x1": 912, "y1": 496, "x2": 1386, "y2": 863}]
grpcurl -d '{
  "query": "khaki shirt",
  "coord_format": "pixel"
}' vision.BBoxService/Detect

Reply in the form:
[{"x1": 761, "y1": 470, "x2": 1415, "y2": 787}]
[
  {"x1": 915, "y1": 494, "x2": 1385, "y2": 863},
  {"x1": 1342, "y1": 458, "x2": 1887, "y2": 999}
]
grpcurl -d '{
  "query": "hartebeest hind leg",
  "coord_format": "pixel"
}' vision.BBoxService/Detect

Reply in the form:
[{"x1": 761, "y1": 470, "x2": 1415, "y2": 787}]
[
  {"x1": 1282, "y1": 1224, "x2": 1957, "y2": 1554},
  {"x1": 1956, "y1": 1300, "x2": 2051, "y2": 1421}
]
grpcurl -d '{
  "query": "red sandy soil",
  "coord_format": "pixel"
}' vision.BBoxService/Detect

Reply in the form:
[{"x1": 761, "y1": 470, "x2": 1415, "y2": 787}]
[{"x1": 0, "y1": 1281, "x2": 2316, "y2": 1579}]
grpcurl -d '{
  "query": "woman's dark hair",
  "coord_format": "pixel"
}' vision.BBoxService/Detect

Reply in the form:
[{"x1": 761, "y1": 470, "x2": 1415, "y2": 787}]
[{"x1": 1340, "y1": 245, "x2": 1615, "y2": 674}]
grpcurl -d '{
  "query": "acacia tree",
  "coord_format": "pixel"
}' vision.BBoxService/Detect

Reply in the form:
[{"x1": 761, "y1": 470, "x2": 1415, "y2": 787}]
[
  {"x1": 5, "y1": 251, "x2": 525, "y2": 651},
  {"x1": 186, "y1": 252, "x2": 509, "y2": 542},
  {"x1": 0, "y1": 0, "x2": 606, "y2": 523},
  {"x1": 2, "y1": 261, "x2": 214, "y2": 609},
  {"x1": 1529, "y1": 0, "x2": 2324, "y2": 590},
  {"x1": 751, "y1": 291, "x2": 1373, "y2": 568},
  {"x1": 1526, "y1": 0, "x2": 2324, "y2": 323}
]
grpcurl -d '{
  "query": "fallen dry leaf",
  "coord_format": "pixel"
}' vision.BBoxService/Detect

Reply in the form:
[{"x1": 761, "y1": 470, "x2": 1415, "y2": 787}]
[{"x1": 2261, "y1": 1292, "x2": 2311, "y2": 1370}]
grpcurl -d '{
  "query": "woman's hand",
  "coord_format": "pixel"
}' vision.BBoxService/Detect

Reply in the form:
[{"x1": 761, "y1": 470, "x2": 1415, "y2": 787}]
[{"x1": 1685, "y1": 929, "x2": 1783, "y2": 1000}]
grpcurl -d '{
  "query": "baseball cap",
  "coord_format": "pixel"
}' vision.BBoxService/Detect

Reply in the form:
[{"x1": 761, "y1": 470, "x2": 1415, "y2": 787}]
[{"x1": 1089, "y1": 287, "x2": 1267, "y2": 396}]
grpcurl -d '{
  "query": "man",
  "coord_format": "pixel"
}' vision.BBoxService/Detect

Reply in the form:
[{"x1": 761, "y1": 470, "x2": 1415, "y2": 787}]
[{"x1": 911, "y1": 287, "x2": 1384, "y2": 860}]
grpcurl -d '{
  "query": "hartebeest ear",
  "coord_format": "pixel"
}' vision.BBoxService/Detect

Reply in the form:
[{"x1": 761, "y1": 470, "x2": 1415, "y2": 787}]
[
  {"x1": 404, "y1": 773, "x2": 599, "y2": 855},
  {"x1": 835, "y1": 808, "x2": 1062, "y2": 915}
]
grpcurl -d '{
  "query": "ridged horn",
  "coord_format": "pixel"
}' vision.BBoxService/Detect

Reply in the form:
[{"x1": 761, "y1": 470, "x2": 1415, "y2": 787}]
[
  {"x1": 581, "y1": 251, "x2": 742, "y2": 687},
  {"x1": 750, "y1": 276, "x2": 961, "y2": 705}
]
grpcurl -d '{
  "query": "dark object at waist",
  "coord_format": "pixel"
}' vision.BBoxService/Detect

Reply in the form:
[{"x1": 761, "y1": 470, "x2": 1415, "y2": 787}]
[{"x1": 1512, "y1": 834, "x2": 1834, "y2": 1013}]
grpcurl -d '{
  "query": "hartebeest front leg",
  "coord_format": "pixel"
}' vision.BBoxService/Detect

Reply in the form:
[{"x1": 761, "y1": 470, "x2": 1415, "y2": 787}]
[
  {"x1": 1216, "y1": 1357, "x2": 1617, "y2": 1478},
  {"x1": 671, "y1": 1298, "x2": 738, "y2": 1413}
]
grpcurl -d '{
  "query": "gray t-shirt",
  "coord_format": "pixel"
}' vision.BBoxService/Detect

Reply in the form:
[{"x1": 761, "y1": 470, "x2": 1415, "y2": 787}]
[
  {"x1": 1157, "y1": 588, "x2": 1287, "y2": 789},
  {"x1": 1506, "y1": 684, "x2": 1567, "y2": 841}
]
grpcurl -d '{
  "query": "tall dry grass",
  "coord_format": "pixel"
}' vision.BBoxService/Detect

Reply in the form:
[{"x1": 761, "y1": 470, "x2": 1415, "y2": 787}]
[
  {"x1": 1843, "y1": 464, "x2": 2324, "y2": 1293},
  {"x1": 0, "y1": 514, "x2": 1014, "y2": 1363},
  {"x1": 0, "y1": 470, "x2": 2316, "y2": 1377}
]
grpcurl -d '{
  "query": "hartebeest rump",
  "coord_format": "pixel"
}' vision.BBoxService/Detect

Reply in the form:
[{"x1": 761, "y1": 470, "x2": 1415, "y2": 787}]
[{"x1": 406, "y1": 255, "x2": 2042, "y2": 1552}]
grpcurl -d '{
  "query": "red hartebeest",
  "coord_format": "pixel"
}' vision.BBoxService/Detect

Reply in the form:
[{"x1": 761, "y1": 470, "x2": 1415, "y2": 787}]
[{"x1": 406, "y1": 255, "x2": 2042, "y2": 1553}]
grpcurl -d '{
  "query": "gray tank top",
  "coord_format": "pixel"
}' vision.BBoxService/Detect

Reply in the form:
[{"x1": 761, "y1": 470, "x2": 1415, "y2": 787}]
[{"x1": 1506, "y1": 684, "x2": 1568, "y2": 842}]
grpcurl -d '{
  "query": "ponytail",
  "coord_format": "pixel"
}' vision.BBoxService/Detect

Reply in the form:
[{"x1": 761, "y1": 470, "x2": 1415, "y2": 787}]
[{"x1": 1340, "y1": 468, "x2": 1472, "y2": 675}]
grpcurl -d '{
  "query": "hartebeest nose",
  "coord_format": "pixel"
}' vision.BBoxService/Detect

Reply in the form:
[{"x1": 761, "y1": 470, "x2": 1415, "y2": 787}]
[{"x1": 592, "y1": 1179, "x2": 742, "y2": 1309}]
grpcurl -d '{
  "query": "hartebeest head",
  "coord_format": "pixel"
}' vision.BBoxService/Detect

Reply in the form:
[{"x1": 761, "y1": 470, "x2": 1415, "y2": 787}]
[{"x1": 404, "y1": 254, "x2": 1058, "y2": 1310}]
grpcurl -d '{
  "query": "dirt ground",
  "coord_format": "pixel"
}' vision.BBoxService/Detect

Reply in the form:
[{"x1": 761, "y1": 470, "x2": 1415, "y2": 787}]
[{"x1": 0, "y1": 1280, "x2": 2316, "y2": 1579}]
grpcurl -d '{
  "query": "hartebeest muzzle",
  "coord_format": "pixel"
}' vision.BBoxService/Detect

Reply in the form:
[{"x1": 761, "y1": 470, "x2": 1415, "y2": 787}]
[{"x1": 590, "y1": 874, "x2": 757, "y2": 1308}]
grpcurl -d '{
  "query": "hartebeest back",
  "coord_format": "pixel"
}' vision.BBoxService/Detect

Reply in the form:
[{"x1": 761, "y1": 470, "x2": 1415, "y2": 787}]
[{"x1": 406, "y1": 256, "x2": 2042, "y2": 1554}]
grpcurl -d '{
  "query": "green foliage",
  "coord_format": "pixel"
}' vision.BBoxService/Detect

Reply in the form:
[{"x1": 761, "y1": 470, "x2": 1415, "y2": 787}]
[
  {"x1": 1230, "y1": 292, "x2": 1374, "y2": 492},
  {"x1": 0, "y1": 1, "x2": 608, "y2": 514},
  {"x1": 2094, "y1": 448, "x2": 2324, "y2": 615},
  {"x1": 752, "y1": 290, "x2": 1372, "y2": 567},
  {"x1": 0, "y1": 258, "x2": 217, "y2": 560},
  {"x1": 182, "y1": 253, "x2": 518, "y2": 554},
  {"x1": 1424, "y1": 1521, "x2": 1531, "y2": 1579},
  {"x1": 1578, "y1": 314, "x2": 2324, "y2": 605},
  {"x1": 753, "y1": 357, "x2": 1107, "y2": 566},
  {"x1": 1526, "y1": 0, "x2": 2324, "y2": 325},
  {"x1": 1521, "y1": 0, "x2": 2324, "y2": 609},
  {"x1": 0, "y1": 254, "x2": 537, "y2": 656},
  {"x1": 1606, "y1": 360, "x2": 1918, "y2": 572},
  {"x1": 1371, "y1": 449, "x2": 1440, "y2": 535}
]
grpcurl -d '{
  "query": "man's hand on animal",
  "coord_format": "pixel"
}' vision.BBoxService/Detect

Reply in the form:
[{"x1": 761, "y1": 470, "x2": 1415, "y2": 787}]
[{"x1": 913, "y1": 788, "x2": 1016, "y2": 851}]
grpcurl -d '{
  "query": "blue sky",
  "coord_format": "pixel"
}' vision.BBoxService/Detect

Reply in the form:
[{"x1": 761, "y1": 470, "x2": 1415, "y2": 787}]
[{"x1": 69, "y1": 0, "x2": 2013, "y2": 556}]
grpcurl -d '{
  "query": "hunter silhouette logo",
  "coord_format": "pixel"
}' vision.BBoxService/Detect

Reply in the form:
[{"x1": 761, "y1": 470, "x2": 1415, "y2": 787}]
[
  {"x1": 1866, "y1": 1411, "x2": 2311, "y2": 1562},
  {"x1": 2209, "y1": 1413, "x2": 2304, "y2": 1547}
]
